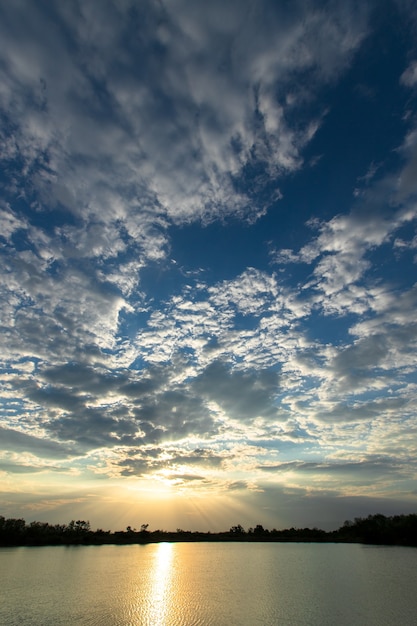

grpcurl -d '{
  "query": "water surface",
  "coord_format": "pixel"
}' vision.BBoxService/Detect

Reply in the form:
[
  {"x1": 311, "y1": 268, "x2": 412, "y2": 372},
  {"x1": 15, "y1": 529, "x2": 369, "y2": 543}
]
[{"x1": 1, "y1": 542, "x2": 416, "y2": 625}]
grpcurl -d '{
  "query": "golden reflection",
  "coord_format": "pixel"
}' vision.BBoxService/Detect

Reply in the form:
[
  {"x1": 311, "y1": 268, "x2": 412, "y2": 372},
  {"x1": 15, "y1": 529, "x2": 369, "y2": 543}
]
[{"x1": 148, "y1": 542, "x2": 175, "y2": 625}]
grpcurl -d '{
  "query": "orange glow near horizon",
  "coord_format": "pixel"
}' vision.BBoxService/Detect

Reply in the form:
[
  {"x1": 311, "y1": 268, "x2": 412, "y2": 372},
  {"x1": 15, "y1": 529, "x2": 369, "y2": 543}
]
[{"x1": 3, "y1": 472, "x2": 287, "y2": 534}]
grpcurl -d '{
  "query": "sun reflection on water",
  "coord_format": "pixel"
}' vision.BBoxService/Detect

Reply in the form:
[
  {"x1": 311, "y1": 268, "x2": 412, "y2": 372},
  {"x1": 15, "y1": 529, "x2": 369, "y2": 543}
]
[{"x1": 146, "y1": 542, "x2": 175, "y2": 625}]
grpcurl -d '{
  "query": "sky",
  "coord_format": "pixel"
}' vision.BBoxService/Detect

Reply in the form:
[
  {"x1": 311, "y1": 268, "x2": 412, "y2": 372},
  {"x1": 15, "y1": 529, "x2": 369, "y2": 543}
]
[{"x1": 1, "y1": 0, "x2": 417, "y2": 533}]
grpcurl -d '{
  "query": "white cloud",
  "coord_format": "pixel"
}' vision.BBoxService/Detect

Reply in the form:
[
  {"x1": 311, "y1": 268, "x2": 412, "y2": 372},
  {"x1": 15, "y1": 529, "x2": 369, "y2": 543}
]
[
  {"x1": 401, "y1": 60, "x2": 417, "y2": 87},
  {"x1": 274, "y1": 169, "x2": 417, "y2": 317},
  {"x1": 3, "y1": 1, "x2": 417, "y2": 525},
  {"x1": 0, "y1": 205, "x2": 26, "y2": 240},
  {"x1": 0, "y1": 0, "x2": 377, "y2": 389},
  {"x1": 0, "y1": 0, "x2": 369, "y2": 237},
  {"x1": 0, "y1": 0, "x2": 372, "y2": 383}
]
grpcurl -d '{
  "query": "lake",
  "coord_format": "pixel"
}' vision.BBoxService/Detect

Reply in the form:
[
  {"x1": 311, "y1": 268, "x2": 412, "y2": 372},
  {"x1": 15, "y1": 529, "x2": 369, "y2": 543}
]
[{"x1": 1, "y1": 542, "x2": 416, "y2": 625}]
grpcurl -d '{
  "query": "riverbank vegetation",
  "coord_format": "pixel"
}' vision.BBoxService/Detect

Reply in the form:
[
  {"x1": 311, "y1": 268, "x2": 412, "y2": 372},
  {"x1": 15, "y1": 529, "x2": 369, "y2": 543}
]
[{"x1": 1, "y1": 513, "x2": 416, "y2": 547}]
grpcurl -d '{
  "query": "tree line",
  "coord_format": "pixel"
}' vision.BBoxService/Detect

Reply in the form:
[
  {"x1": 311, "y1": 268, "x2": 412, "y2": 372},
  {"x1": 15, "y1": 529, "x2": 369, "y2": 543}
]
[{"x1": 1, "y1": 513, "x2": 416, "y2": 547}]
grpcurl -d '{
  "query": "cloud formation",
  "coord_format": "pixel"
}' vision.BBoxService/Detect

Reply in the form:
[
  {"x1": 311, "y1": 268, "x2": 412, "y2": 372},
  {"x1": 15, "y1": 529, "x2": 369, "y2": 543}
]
[{"x1": 1, "y1": 0, "x2": 417, "y2": 530}]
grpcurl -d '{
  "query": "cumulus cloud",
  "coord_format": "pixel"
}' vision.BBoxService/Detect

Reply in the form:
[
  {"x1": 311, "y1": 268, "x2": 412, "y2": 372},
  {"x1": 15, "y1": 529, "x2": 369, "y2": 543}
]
[
  {"x1": 0, "y1": 0, "x2": 371, "y2": 378},
  {"x1": 0, "y1": 0, "x2": 368, "y2": 237},
  {"x1": 2, "y1": 0, "x2": 417, "y2": 527},
  {"x1": 272, "y1": 151, "x2": 417, "y2": 317}
]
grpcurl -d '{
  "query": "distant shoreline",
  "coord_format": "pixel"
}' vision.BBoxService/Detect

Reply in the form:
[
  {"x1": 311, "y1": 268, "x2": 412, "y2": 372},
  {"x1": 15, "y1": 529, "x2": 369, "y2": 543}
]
[{"x1": 1, "y1": 513, "x2": 416, "y2": 548}]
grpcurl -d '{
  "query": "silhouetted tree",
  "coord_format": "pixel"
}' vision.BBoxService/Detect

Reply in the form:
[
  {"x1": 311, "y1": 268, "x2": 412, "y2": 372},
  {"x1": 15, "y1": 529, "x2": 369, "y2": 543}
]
[
  {"x1": 0, "y1": 512, "x2": 416, "y2": 546},
  {"x1": 229, "y1": 524, "x2": 245, "y2": 534},
  {"x1": 254, "y1": 524, "x2": 268, "y2": 535}
]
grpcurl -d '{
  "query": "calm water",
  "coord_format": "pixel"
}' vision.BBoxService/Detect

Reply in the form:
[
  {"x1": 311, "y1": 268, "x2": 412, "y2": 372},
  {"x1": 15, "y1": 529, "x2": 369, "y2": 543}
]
[{"x1": 1, "y1": 542, "x2": 416, "y2": 625}]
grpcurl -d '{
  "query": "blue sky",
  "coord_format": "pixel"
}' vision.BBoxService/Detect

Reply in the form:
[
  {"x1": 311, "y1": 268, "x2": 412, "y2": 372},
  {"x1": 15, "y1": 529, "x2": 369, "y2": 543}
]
[{"x1": 1, "y1": 0, "x2": 417, "y2": 532}]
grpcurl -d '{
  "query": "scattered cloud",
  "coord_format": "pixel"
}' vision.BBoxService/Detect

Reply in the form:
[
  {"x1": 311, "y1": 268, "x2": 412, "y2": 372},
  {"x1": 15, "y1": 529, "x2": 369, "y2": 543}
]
[{"x1": 1, "y1": 0, "x2": 417, "y2": 530}]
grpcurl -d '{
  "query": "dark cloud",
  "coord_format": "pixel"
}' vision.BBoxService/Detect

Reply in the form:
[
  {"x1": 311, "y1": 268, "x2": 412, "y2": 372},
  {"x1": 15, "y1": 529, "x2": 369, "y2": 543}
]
[
  {"x1": 0, "y1": 461, "x2": 65, "y2": 474},
  {"x1": 133, "y1": 389, "x2": 218, "y2": 439},
  {"x1": 0, "y1": 425, "x2": 74, "y2": 458},
  {"x1": 27, "y1": 385, "x2": 85, "y2": 413},
  {"x1": 316, "y1": 396, "x2": 412, "y2": 423},
  {"x1": 46, "y1": 408, "x2": 140, "y2": 449},
  {"x1": 332, "y1": 335, "x2": 388, "y2": 377},
  {"x1": 117, "y1": 445, "x2": 224, "y2": 477},
  {"x1": 193, "y1": 360, "x2": 281, "y2": 422},
  {"x1": 40, "y1": 362, "x2": 124, "y2": 391},
  {"x1": 167, "y1": 473, "x2": 207, "y2": 482},
  {"x1": 258, "y1": 456, "x2": 409, "y2": 479},
  {"x1": 169, "y1": 448, "x2": 224, "y2": 467}
]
